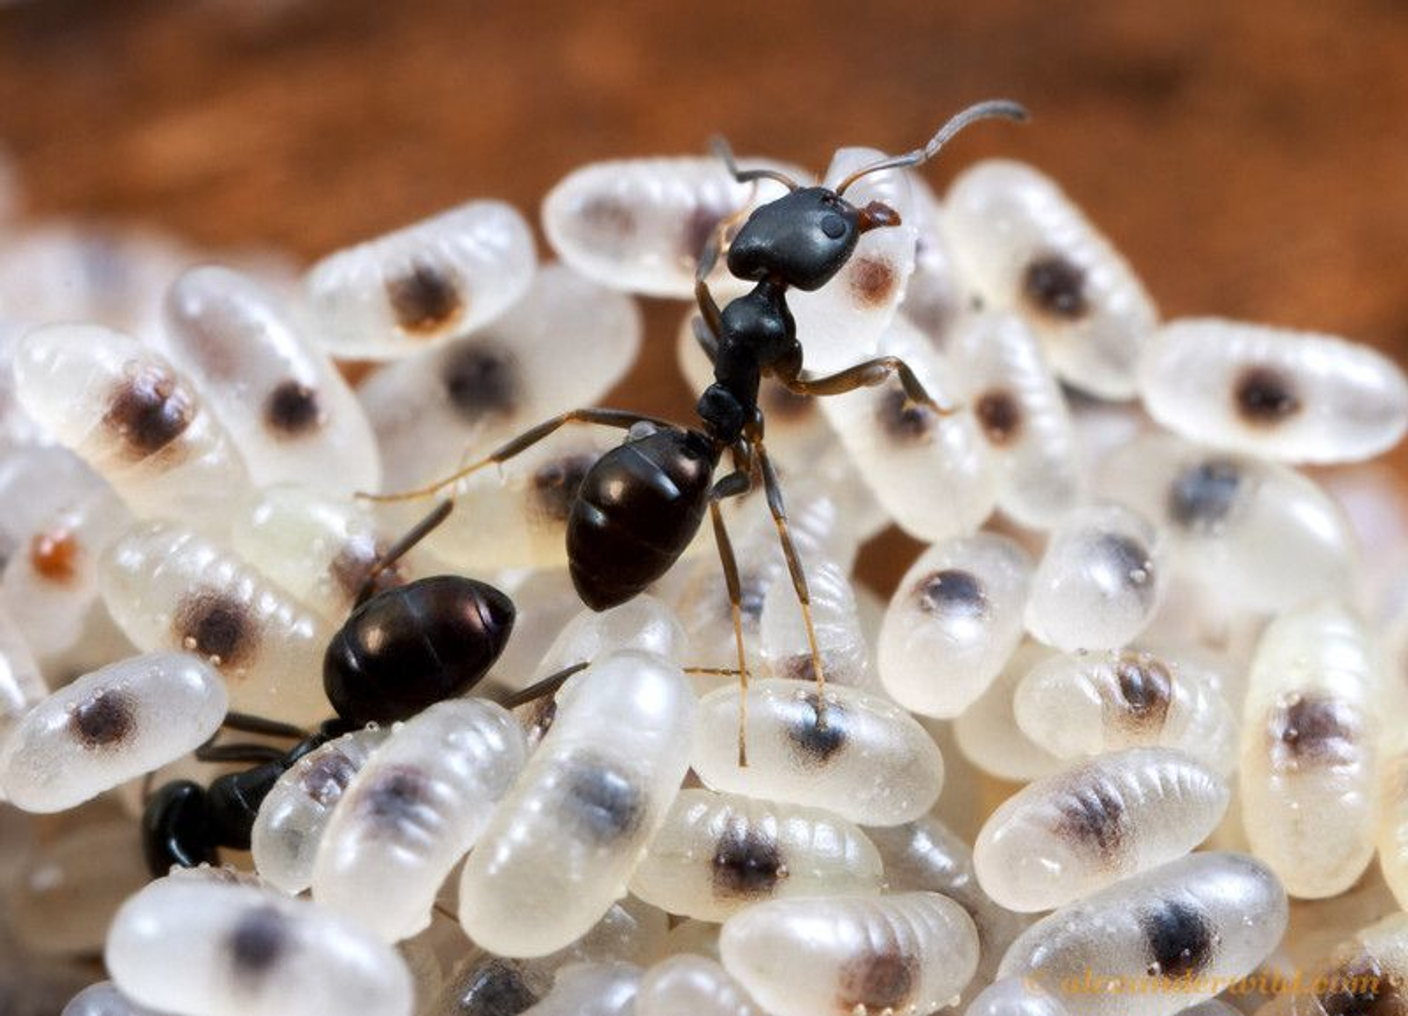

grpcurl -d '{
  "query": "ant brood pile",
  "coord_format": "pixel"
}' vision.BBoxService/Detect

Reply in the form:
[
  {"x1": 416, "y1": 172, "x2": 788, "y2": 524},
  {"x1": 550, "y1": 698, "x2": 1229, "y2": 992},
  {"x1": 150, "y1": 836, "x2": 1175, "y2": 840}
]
[{"x1": 0, "y1": 103, "x2": 1406, "y2": 1016}]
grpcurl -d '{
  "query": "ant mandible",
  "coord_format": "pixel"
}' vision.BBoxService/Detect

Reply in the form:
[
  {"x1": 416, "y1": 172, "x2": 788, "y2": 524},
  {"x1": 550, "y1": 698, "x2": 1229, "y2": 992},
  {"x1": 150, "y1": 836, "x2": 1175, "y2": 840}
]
[{"x1": 367, "y1": 100, "x2": 1027, "y2": 761}]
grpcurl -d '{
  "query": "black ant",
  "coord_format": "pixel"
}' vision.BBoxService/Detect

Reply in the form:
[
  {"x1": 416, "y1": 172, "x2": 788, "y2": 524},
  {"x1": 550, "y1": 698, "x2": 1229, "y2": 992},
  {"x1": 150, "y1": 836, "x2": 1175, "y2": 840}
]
[
  {"x1": 140, "y1": 510, "x2": 587, "y2": 876},
  {"x1": 364, "y1": 101, "x2": 1026, "y2": 762}
]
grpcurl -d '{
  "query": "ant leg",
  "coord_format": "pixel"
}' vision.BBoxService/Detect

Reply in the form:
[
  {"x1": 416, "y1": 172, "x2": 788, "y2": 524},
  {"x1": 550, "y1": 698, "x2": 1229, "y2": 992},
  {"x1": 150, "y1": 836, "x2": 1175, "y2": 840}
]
[
  {"x1": 220, "y1": 711, "x2": 307, "y2": 741},
  {"x1": 691, "y1": 314, "x2": 720, "y2": 365},
  {"x1": 750, "y1": 439, "x2": 830, "y2": 717},
  {"x1": 778, "y1": 355, "x2": 960, "y2": 416},
  {"x1": 359, "y1": 407, "x2": 672, "y2": 504},
  {"x1": 353, "y1": 499, "x2": 454, "y2": 606},
  {"x1": 493, "y1": 661, "x2": 591, "y2": 711},
  {"x1": 195, "y1": 743, "x2": 289, "y2": 765},
  {"x1": 708, "y1": 467, "x2": 754, "y2": 767}
]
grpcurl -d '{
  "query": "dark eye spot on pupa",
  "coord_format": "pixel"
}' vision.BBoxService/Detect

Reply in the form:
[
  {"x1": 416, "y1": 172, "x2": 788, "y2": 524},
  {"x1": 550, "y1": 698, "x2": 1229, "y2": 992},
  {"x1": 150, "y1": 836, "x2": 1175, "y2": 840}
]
[
  {"x1": 386, "y1": 261, "x2": 464, "y2": 336},
  {"x1": 786, "y1": 694, "x2": 847, "y2": 765},
  {"x1": 682, "y1": 203, "x2": 727, "y2": 264},
  {"x1": 580, "y1": 196, "x2": 637, "y2": 243},
  {"x1": 360, "y1": 765, "x2": 433, "y2": 831},
  {"x1": 1271, "y1": 695, "x2": 1360, "y2": 766},
  {"x1": 104, "y1": 364, "x2": 193, "y2": 459},
  {"x1": 1319, "y1": 957, "x2": 1401, "y2": 1016},
  {"x1": 441, "y1": 342, "x2": 519, "y2": 424},
  {"x1": 1168, "y1": 459, "x2": 1244, "y2": 531},
  {"x1": 1234, "y1": 365, "x2": 1301, "y2": 425},
  {"x1": 877, "y1": 387, "x2": 934, "y2": 444},
  {"x1": 70, "y1": 688, "x2": 133, "y2": 748},
  {"x1": 532, "y1": 453, "x2": 596, "y2": 524},
  {"x1": 174, "y1": 593, "x2": 253, "y2": 668},
  {"x1": 850, "y1": 256, "x2": 896, "y2": 308},
  {"x1": 917, "y1": 568, "x2": 987, "y2": 618},
  {"x1": 1112, "y1": 653, "x2": 1173, "y2": 727},
  {"x1": 455, "y1": 957, "x2": 542, "y2": 1016},
  {"x1": 1023, "y1": 254, "x2": 1089, "y2": 320},
  {"x1": 1095, "y1": 533, "x2": 1154, "y2": 594},
  {"x1": 975, "y1": 388, "x2": 1023, "y2": 445},
  {"x1": 299, "y1": 750, "x2": 359, "y2": 808},
  {"x1": 30, "y1": 526, "x2": 79, "y2": 584},
  {"x1": 712, "y1": 820, "x2": 784, "y2": 898},
  {"x1": 563, "y1": 757, "x2": 644, "y2": 843},
  {"x1": 1055, "y1": 773, "x2": 1128, "y2": 860},
  {"x1": 837, "y1": 949, "x2": 918, "y2": 1013},
  {"x1": 1142, "y1": 899, "x2": 1215, "y2": 979},
  {"x1": 263, "y1": 381, "x2": 322, "y2": 438},
  {"x1": 228, "y1": 905, "x2": 290, "y2": 980}
]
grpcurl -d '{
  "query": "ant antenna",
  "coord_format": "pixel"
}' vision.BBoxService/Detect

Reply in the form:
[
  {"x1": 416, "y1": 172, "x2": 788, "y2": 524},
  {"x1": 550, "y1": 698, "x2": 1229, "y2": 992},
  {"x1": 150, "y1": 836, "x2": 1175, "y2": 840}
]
[
  {"x1": 710, "y1": 136, "x2": 801, "y2": 192},
  {"x1": 835, "y1": 99, "x2": 1029, "y2": 196}
]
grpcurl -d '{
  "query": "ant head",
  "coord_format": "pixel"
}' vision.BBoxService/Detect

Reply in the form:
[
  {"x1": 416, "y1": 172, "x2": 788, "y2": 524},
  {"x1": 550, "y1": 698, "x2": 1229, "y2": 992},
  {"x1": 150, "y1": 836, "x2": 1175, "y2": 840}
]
[{"x1": 726, "y1": 187, "x2": 901, "y2": 292}]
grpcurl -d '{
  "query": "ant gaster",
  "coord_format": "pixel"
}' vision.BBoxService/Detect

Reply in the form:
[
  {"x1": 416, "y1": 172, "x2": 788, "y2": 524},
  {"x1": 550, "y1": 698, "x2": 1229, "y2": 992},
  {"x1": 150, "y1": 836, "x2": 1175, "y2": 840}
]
[{"x1": 368, "y1": 101, "x2": 1027, "y2": 763}]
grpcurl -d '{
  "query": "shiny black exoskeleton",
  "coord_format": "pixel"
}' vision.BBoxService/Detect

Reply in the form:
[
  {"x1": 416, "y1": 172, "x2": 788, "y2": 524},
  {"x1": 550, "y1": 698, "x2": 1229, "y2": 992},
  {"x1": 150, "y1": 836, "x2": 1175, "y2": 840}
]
[
  {"x1": 142, "y1": 718, "x2": 348, "y2": 876},
  {"x1": 324, "y1": 574, "x2": 515, "y2": 724},
  {"x1": 142, "y1": 570, "x2": 519, "y2": 876}
]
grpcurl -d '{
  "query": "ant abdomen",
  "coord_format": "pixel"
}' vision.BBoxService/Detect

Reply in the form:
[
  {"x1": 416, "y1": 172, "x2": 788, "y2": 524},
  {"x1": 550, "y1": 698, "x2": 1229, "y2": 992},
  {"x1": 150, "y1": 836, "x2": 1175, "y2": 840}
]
[{"x1": 567, "y1": 426, "x2": 718, "y2": 611}]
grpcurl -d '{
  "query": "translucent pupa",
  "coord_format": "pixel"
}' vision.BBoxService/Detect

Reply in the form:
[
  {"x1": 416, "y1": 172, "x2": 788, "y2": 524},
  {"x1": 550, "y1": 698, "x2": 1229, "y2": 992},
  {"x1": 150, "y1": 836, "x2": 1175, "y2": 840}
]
[
  {"x1": 691, "y1": 679, "x2": 943, "y2": 826},
  {"x1": 0, "y1": 651, "x2": 224, "y2": 812},
  {"x1": 757, "y1": 557, "x2": 873, "y2": 690},
  {"x1": 720, "y1": 892, "x2": 979, "y2": 1016},
  {"x1": 1013, "y1": 648, "x2": 1238, "y2": 776},
  {"x1": 628, "y1": 788, "x2": 883, "y2": 921},
  {"x1": 865, "y1": 815, "x2": 1031, "y2": 982},
  {"x1": 457, "y1": 650, "x2": 696, "y2": 957},
  {"x1": 1024, "y1": 501, "x2": 1163, "y2": 652},
  {"x1": 311, "y1": 699, "x2": 527, "y2": 941},
  {"x1": 878, "y1": 532, "x2": 1033, "y2": 718},
  {"x1": 229, "y1": 485, "x2": 427, "y2": 625},
  {"x1": 163, "y1": 264, "x2": 381, "y2": 494},
  {"x1": 62, "y1": 981, "x2": 170, "y2": 1016},
  {"x1": 0, "y1": 605, "x2": 46, "y2": 749},
  {"x1": 973, "y1": 747, "x2": 1229, "y2": 912},
  {"x1": 250, "y1": 726, "x2": 389, "y2": 895},
  {"x1": 635, "y1": 955, "x2": 765, "y2": 1016},
  {"x1": 948, "y1": 311, "x2": 1081, "y2": 528},
  {"x1": 512, "y1": 962, "x2": 641, "y2": 1016},
  {"x1": 966, "y1": 977, "x2": 1071, "y2": 1016},
  {"x1": 303, "y1": 200, "x2": 535, "y2": 360},
  {"x1": 1240, "y1": 600, "x2": 1382, "y2": 898},
  {"x1": 13, "y1": 323, "x2": 250, "y2": 525},
  {"x1": 1096, "y1": 431, "x2": 1354, "y2": 613},
  {"x1": 998, "y1": 852, "x2": 1288, "y2": 1016},
  {"x1": 542, "y1": 155, "x2": 802, "y2": 298},
  {"x1": 952, "y1": 639, "x2": 1064, "y2": 783},
  {"x1": 105, "y1": 874, "x2": 413, "y2": 1016},
  {"x1": 1138, "y1": 318, "x2": 1408, "y2": 464},
  {"x1": 359, "y1": 263, "x2": 640, "y2": 490},
  {"x1": 99, "y1": 520, "x2": 333, "y2": 726},
  {"x1": 943, "y1": 159, "x2": 1158, "y2": 399},
  {"x1": 819, "y1": 314, "x2": 998, "y2": 542}
]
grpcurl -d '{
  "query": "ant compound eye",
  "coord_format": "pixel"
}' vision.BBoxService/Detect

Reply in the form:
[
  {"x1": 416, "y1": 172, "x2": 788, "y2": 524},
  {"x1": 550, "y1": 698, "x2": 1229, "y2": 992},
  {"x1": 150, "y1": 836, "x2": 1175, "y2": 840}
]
[{"x1": 820, "y1": 213, "x2": 847, "y2": 239}]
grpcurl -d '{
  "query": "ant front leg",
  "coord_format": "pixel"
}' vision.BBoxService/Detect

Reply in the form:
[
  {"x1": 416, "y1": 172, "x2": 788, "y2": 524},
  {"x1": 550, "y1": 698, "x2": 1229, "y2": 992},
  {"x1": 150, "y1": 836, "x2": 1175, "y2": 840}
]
[
  {"x1": 777, "y1": 355, "x2": 960, "y2": 417},
  {"x1": 708, "y1": 463, "x2": 757, "y2": 767}
]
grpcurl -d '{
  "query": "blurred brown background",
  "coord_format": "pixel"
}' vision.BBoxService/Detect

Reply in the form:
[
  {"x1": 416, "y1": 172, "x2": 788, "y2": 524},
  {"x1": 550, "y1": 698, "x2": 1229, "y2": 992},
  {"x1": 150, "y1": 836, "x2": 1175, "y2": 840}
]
[{"x1": 1, "y1": 0, "x2": 1406, "y2": 587}]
